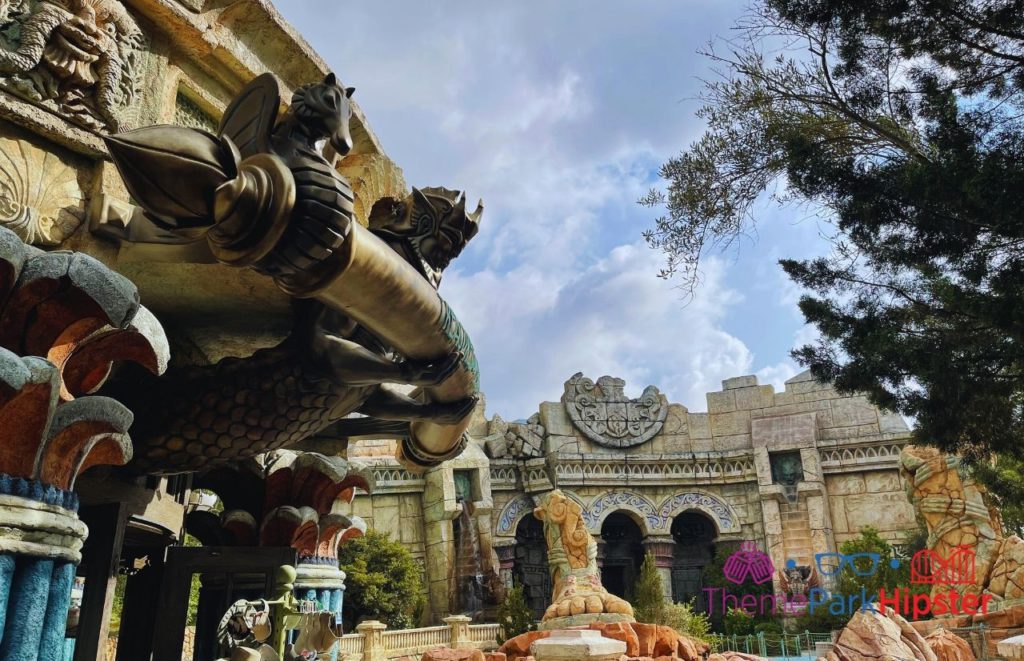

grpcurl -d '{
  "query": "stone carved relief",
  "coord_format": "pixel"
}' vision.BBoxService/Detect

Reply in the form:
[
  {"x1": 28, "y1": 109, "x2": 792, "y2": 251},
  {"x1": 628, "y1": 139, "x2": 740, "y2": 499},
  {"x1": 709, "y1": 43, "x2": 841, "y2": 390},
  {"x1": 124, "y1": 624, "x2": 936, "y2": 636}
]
[
  {"x1": 582, "y1": 490, "x2": 661, "y2": 533},
  {"x1": 0, "y1": 135, "x2": 84, "y2": 244},
  {"x1": 497, "y1": 494, "x2": 535, "y2": 535},
  {"x1": 658, "y1": 492, "x2": 736, "y2": 532},
  {"x1": 563, "y1": 372, "x2": 667, "y2": 448},
  {"x1": 0, "y1": 0, "x2": 144, "y2": 132}
]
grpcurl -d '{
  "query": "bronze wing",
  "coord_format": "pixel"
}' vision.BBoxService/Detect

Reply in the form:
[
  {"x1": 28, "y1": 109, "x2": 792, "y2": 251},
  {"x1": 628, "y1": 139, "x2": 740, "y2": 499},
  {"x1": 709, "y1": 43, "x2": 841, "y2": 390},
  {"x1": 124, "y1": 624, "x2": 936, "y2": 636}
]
[{"x1": 218, "y1": 72, "x2": 281, "y2": 159}]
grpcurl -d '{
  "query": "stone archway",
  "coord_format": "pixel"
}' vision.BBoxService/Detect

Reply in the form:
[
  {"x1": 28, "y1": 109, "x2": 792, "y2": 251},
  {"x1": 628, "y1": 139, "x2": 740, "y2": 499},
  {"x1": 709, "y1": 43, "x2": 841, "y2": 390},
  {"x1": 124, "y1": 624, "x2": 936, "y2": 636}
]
[
  {"x1": 512, "y1": 515, "x2": 550, "y2": 619},
  {"x1": 600, "y1": 511, "x2": 644, "y2": 599},
  {"x1": 671, "y1": 511, "x2": 717, "y2": 611}
]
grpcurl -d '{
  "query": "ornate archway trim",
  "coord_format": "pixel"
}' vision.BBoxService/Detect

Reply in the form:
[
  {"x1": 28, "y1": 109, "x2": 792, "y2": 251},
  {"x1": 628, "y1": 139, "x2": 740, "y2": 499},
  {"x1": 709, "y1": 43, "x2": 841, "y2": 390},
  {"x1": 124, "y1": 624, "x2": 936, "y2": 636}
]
[
  {"x1": 496, "y1": 494, "x2": 536, "y2": 536},
  {"x1": 657, "y1": 491, "x2": 738, "y2": 534},
  {"x1": 582, "y1": 490, "x2": 660, "y2": 535}
]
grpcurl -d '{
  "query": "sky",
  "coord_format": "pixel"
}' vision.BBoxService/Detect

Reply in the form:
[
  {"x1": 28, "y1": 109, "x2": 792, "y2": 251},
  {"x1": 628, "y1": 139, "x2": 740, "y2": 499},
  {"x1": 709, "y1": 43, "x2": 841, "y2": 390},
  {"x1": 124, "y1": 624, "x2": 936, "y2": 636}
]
[{"x1": 277, "y1": 1, "x2": 833, "y2": 421}]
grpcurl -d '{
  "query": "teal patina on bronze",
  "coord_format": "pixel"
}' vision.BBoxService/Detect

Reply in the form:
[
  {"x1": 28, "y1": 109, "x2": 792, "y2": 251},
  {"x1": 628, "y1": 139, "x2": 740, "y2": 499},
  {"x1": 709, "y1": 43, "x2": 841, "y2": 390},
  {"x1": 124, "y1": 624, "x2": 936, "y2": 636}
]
[{"x1": 439, "y1": 299, "x2": 480, "y2": 390}]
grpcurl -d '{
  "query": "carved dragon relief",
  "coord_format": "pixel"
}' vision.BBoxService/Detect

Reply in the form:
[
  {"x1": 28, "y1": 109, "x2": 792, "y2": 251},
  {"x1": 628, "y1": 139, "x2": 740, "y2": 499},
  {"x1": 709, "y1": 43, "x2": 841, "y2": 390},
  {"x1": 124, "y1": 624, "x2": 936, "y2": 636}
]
[
  {"x1": 101, "y1": 73, "x2": 483, "y2": 475},
  {"x1": 0, "y1": 0, "x2": 144, "y2": 132}
]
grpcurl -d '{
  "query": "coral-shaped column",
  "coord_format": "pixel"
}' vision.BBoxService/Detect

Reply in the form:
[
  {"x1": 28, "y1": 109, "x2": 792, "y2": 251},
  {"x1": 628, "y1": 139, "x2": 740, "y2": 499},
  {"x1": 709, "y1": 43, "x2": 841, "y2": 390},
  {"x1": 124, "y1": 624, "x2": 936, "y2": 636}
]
[
  {"x1": 533, "y1": 490, "x2": 634, "y2": 630},
  {"x1": 0, "y1": 225, "x2": 167, "y2": 658},
  {"x1": 187, "y1": 449, "x2": 373, "y2": 649}
]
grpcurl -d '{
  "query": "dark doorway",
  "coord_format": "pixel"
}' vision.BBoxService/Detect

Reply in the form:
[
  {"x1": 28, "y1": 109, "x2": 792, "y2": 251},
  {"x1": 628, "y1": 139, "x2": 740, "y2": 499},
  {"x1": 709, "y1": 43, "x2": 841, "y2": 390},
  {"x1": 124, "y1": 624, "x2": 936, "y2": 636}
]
[
  {"x1": 671, "y1": 511, "x2": 716, "y2": 611},
  {"x1": 600, "y1": 512, "x2": 643, "y2": 600},
  {"x1": 513, "y1": 516, "x2": 550, "y2": 619}
]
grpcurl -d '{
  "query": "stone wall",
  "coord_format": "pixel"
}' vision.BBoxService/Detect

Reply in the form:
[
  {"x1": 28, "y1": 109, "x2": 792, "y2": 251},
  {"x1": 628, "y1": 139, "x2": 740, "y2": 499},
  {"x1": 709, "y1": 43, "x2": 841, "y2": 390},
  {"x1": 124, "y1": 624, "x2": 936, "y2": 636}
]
[{"x1": 344, "y1": 370, "x2": 919, "y2": 622}]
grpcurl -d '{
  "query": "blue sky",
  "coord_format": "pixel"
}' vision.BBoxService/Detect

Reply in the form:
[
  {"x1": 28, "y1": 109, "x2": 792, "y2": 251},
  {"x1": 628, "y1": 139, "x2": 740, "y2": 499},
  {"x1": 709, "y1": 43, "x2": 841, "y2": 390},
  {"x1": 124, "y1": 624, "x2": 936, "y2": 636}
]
[{"x1": 277, "y1": 1, "x2": 832, "y2": 420}]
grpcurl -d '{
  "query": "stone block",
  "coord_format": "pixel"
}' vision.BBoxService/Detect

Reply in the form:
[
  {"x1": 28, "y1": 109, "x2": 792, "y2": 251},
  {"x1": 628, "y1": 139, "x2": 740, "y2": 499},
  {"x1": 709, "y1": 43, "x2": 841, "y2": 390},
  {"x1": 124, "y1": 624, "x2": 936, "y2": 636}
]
[
  {"x1": 830, "y1": 397, "x2": 880, "y2": 428},
  {"x1": 713, "y1": 433, "x2": 752, "y2": 451},
  {"x1": 844, "y1": 493, "x2": 918, "y2": 532},
  {"x1": 880, "y1": 411, "x2": 910, "y2": 433},
  {"x1": 723, "y1": 375, "x2": 758, "y2": 390},
  {"x1": 827, "y1": 474, "x2": 867, "y2": 495},
  {"x1": 734, "y1": 385, "x2": 775, "y2": 411},
  {"x1": 687, "y1": 413, "x2": 711, "y2": 439},
  {"x1": 707, "y1": 389, "x2": 737, "y2": 413},
  {"x1": 531, "y1": 630, "x2": 627, "y2": 661},
  {"x1": 709, "y1": 410, "x2": 750, "y2": 437},
  {"x1": 750, "y1": 412, "x2": 816, "y2": 449},
  {"x1": 663, "y1": 404, "x2": 689, "y2": 434},
  {"x1": 539, "y1": 402, "x2": 573, "y2": 436},
  {"x1": 865, "y1": 471, "x2": 902, "y2": 493}
]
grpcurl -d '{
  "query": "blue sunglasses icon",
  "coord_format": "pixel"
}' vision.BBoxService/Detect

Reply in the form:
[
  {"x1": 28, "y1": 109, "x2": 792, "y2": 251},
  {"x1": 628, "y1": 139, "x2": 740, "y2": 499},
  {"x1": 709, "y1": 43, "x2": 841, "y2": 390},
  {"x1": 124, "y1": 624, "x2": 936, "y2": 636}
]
[{"x1": 814, "y1": 552, "x2": 880, "y2": 577}]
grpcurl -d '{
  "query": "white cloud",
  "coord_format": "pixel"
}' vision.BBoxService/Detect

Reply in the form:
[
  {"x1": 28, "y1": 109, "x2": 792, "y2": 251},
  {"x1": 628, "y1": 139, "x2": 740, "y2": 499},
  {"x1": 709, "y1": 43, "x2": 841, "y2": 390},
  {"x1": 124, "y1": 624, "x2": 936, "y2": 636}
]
[
  {"x1": 277, "y1": 1, "x2": 830, "y2": 420},
  {"x1": 443, "y1": 246, "x2": 756, "y2": 418}
]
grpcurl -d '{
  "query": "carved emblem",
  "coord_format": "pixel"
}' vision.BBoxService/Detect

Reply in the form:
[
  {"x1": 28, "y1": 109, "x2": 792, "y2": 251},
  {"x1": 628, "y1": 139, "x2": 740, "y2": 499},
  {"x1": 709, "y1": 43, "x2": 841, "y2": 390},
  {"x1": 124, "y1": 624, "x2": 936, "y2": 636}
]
[
  {"x1": 0, "y1": 135, "x2": 84, "y2": 244},
  {"x1": 563, "y1": 373, "x2": 667, "y2": 448},
  {"x1": 0, "y1": 0, "x2": 144, "y2": 131}
]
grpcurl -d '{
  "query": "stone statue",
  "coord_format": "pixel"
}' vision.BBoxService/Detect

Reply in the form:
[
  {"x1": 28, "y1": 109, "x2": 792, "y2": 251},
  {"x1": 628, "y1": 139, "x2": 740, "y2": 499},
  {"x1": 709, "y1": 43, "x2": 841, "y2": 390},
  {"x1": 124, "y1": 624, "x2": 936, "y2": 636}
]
[
  {"x1": 0, "y1": 0, "x2": 143, "y2": 131},
  {"x1": 533, "y1": 490, "x2": 634, "y2": 629},
  {"x1": 900, "y1": 445, "x2": 1024, "y2": 603},
  {"x1": 102, "y1": 73, "x2": 481, "y2": 474}
]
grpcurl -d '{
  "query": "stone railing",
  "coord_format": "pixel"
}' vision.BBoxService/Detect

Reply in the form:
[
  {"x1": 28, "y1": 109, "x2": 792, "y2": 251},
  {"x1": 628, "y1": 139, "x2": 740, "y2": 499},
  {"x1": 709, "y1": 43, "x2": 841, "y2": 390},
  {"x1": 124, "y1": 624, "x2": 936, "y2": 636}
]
[{"x1": 339, "y1": 616, "x2": 502, "y2": 661}]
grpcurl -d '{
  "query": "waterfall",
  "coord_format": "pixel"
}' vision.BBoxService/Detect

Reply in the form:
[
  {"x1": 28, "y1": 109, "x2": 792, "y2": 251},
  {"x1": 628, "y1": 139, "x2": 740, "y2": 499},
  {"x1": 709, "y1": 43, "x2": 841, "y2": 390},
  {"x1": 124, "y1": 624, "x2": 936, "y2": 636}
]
[{"x1": 450, "y1": 499, "x2": 485, "y2": 617}]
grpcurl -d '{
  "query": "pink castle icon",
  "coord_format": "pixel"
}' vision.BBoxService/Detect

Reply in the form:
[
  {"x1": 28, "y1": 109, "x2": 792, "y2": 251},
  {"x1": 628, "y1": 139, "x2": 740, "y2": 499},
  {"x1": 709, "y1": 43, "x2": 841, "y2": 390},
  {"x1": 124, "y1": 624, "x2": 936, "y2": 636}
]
[{"x1": 723, "y1": 541, "x2": 775, "y2": 585}]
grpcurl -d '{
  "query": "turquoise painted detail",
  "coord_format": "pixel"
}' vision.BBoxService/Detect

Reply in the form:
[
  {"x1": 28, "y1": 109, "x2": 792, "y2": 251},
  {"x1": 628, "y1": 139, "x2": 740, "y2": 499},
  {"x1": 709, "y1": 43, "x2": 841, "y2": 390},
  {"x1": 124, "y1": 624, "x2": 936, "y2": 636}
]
[
  {"x1": 1, "y1": 556, "x2": 54, "y2": 659},
  {"x1": 0, "y1": 554, "x2": 14, "y2": 639},
  {"x1": 438, "y1": 299, "x2": 480, "y2": 389},
  {"x1": 40, "y1": 561, "x2": 75, "y2": 660}
]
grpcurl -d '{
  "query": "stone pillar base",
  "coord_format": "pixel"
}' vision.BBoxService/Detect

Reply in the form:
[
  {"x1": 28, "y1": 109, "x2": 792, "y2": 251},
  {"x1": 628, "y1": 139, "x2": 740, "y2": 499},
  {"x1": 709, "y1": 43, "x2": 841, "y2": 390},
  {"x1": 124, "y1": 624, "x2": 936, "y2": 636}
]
[{"x1": 531, "y1": 630, "x2": 626, "y2": 661}]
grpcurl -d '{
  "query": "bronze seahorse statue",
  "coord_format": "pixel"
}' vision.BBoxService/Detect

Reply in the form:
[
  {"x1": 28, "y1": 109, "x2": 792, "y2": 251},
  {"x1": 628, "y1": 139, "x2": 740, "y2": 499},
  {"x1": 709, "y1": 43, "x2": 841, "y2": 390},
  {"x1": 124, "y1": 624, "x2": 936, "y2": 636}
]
[{"x1": 103, "y1": 73, "x2": 482, "y2": 474}]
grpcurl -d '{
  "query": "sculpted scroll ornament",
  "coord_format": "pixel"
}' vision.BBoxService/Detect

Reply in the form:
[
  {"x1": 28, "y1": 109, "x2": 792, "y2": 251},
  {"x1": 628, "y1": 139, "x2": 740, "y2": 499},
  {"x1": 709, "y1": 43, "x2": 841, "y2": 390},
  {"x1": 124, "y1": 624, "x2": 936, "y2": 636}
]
[
  {"x1": 0, "y1": 0, "x2": 144, "y2": 132},
  {"x1": 563, "y1": 373, "x2": 667, "y2": 448}
]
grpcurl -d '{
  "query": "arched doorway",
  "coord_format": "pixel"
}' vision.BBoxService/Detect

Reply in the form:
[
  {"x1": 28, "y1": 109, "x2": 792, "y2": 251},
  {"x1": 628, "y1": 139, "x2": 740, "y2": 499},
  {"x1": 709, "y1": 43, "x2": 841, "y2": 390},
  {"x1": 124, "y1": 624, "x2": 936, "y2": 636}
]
[
  {"x1": 671, "y1": 511, "x2": 716, "y2": 611},
  {"x1": 600, "y1": 512, "x2": 644, "y2": 599},
  {"x1": 513, "y1": 515, "x2": 550, "y2": 619}
]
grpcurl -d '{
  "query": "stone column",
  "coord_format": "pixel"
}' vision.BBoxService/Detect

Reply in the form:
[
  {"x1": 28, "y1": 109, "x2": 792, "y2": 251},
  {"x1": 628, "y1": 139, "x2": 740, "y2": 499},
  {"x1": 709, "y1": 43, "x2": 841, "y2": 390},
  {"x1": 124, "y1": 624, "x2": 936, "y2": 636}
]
[
  {"x1": 495, "y1": 542, "x2": 517, "y2": 589},
  {"x1": 643, "y1": 536, "x2": 676, "y2": 601},
  {"x1": 444, "y1": 614, "x2": 472, "y2": 649},
  {"x1": 531, "y1": 630, "x2": 626, "y2": 661},
  {"x1": 356, "y1": 620, "x2": 388, "y2": 661}
]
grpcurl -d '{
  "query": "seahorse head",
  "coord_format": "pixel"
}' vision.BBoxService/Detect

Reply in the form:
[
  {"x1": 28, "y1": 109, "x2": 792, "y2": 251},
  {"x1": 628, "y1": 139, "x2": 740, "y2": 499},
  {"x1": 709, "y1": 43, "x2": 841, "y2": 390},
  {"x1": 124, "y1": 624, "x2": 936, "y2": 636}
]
[{"x1": 291, "y1": 72, "x2": 355, "y2": 156}]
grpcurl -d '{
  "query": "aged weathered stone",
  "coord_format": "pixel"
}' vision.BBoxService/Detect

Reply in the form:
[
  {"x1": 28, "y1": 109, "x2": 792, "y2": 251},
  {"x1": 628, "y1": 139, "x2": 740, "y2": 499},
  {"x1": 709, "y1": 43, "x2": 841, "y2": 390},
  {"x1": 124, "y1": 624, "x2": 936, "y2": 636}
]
[
  {"x1": 899, "y1": 446, "x2": 1005, "y2": 600},
  {"x1": 534, "y1": 490, "x2": 634, "y2": 629},
  {"x1": 563, "y1": 373, "x2": 667, "y2": 448},
  {"x1": 498, "y1": 623, "x2": 707, "y2": 661},
  {"x1": 0, "y1": 0, "x2": 144, "y2": 132},
  {"x1": 0, "y1": 135, "x2": 85, "y2": 245},
  {"x1": 924, "y1": 629, "x2": 975, "y2": 661},
  {"x1": 820, "y1": 607, "x2": 937, "y2": 661}
]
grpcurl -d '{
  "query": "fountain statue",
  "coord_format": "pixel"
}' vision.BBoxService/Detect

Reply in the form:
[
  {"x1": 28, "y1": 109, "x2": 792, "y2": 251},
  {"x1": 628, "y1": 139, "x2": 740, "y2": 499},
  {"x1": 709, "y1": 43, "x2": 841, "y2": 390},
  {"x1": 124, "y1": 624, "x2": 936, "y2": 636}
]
[{"x1": 533, "y1": 490, "x2": 634, "y2": 628}]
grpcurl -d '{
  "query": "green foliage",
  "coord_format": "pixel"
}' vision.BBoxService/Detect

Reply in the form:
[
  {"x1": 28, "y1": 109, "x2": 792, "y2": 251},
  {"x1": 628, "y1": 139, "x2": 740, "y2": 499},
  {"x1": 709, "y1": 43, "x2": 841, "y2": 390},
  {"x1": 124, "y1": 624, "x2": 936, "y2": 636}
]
[
  {"x1": 185, "y1": 533, "x2": 202, "y2": 627},
  {"x1": 643, "y1": 0, "x2": 1024, "y2": 467},
  {"x1": 632, "y1": 553, "x2": 667, "y2": 624},
  {"x1": 971, "y1": 456, "x2": 1024, "y2": 535},
  {"x1": 496, "y1": 582, "x2": 535, "y2": 643},
  {"x1": 663, "y1": 601, "x2": 712, "y2": 642},
  {"x1": 792, "y1": 526, "x2": 929, "y2": 631},
  {"x1": 337, "y1": 529, "x2": 425, "y2": 629},
  {"x1": 722, "y1": 606, "x2": 756, "y2": 636}
]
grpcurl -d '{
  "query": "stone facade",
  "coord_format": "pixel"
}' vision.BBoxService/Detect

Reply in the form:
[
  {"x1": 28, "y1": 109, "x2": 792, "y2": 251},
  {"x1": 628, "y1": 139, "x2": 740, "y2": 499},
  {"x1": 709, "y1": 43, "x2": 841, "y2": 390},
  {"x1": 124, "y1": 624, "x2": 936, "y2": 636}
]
[{"x1": 346, "y1": 371, "x2": 918, "y2": 623}]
